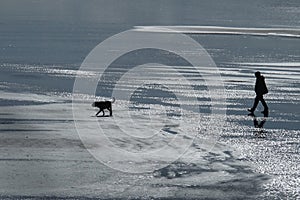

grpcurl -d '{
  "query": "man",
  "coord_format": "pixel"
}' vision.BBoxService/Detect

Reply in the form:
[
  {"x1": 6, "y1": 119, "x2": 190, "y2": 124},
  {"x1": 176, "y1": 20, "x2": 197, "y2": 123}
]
[{"x1": 248, "y1": 71, "x2": 269, "y2": 115}]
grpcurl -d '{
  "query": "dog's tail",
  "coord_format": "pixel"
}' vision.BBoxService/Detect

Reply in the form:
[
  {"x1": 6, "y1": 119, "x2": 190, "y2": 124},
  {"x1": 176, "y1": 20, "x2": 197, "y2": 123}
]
[{"x1": 110, "y1": 97, "x2": 115, "y2": 103}]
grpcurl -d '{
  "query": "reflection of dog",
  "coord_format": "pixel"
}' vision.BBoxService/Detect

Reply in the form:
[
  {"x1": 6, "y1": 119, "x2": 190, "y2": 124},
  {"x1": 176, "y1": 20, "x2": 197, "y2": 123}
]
[{"x1": 92, "y1": 97, "x2": 115, "y2": 116}]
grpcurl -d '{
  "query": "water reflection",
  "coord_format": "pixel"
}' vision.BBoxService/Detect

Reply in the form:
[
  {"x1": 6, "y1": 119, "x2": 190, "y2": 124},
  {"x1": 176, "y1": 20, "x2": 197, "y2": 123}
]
[{"x1": 249, "y1": 110, "x2": 269, "y2": 137}]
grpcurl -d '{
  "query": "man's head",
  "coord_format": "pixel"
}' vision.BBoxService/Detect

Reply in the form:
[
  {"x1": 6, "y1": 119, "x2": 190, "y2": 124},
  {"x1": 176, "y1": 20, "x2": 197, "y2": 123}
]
[{"x1": 255, "y1": 71, "x2": 261, "y2": 78}]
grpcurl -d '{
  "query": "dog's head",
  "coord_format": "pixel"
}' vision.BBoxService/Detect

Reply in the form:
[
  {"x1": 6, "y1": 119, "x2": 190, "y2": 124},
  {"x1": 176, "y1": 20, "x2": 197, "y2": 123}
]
[{"x1": 91, "y1": 102, "x2": 96, "y2": 107}]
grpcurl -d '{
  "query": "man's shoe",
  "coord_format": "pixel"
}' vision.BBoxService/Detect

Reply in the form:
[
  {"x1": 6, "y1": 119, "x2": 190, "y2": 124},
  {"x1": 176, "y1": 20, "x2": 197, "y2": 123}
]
[{"x1": 247, "y1": 108, "x2": 254, "y2": 113}]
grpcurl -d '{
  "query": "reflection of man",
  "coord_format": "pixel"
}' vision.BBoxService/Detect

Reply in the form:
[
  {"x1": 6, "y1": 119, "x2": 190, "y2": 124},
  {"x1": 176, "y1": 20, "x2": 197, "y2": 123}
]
[
  {"x1": 253, "y1": 114, "x2": 267, "y2": 128},
  {"x1": 248, "y1": 71, "x2": 269, "y2": 115}
]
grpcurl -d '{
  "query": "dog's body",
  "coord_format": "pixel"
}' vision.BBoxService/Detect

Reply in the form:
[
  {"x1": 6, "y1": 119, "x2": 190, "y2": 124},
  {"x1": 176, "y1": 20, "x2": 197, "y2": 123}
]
[{"x1": 92, "y1": 97, "x2": 115, "y2": 116}]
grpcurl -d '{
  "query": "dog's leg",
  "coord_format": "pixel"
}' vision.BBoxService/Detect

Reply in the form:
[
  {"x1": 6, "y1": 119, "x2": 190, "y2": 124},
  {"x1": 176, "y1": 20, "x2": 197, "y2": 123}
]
[
  {"x1": 96, "y1": 110, "x2": 101, "y2": 116},
  {"x1": 108, "y1": 107, "x2": 112, "y2": 116},
  {"x1": 102, "y1": 110, "x2": 105, "y2": 116}
]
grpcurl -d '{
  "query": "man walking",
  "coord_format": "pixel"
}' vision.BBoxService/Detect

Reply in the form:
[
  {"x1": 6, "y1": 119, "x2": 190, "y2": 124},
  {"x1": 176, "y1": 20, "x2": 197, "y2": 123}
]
[{"x1": 248, "y1": 71, "x2": 269, "y2": 115}]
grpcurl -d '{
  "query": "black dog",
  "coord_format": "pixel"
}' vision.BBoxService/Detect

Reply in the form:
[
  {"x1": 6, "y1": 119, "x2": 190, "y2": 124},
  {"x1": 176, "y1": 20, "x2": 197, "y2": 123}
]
[{"x1": 92, "y1": 97, "x2": 115, "y2": 117}]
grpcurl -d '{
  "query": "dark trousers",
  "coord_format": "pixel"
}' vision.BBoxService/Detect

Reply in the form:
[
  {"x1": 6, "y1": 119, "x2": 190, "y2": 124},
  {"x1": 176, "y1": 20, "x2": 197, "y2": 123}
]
[{"x1": 251, "y1": 95, "x2": 268, "y2": 111}]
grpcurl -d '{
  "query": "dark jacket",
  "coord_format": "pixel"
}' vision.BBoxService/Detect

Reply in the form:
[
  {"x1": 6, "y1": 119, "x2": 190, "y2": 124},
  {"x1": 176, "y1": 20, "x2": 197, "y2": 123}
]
[{"x1": 255, "y1": 75, "x2": 268, "y2": 96}]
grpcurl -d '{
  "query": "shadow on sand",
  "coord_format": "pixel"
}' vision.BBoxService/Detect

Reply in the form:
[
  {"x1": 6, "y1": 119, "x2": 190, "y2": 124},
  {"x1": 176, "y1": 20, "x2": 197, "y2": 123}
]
[{"x1": 152, "y1": 150, "x2": 269, "y2": 199}]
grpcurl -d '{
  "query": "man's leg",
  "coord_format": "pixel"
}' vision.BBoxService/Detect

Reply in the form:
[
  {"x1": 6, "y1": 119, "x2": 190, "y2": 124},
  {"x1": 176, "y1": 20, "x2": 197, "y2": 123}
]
[
  {"x1": 260, "y1": 96, "x2": 269, "y2": 117},
  {"x1": 249, "y1": 96, "x2": 260, "y2": 112},
  {"x1": 260, "y1": 96, "x2": 269, "y2": 111}
]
